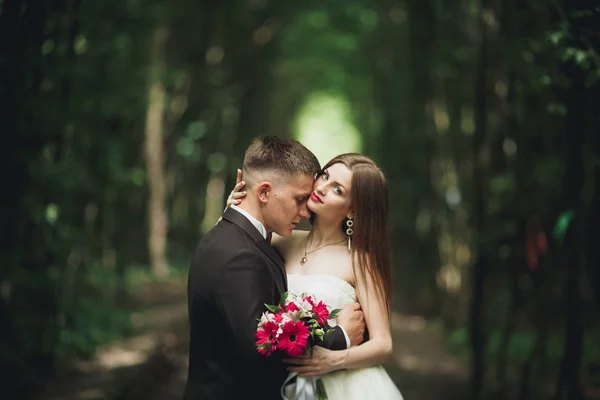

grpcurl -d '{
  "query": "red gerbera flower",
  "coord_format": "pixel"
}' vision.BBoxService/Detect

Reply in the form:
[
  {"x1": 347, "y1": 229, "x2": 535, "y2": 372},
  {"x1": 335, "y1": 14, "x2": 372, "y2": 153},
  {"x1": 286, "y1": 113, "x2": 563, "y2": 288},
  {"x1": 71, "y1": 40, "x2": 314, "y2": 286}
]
[
  {"x1": 312, "y1": 301, "x2": 330, "y2": 326},
  {"x1": 285, "y1": 302, "x2": 299, "y2": 312},
  {"x1": 277, "y1": 320, "x2": 309, "y2": 357},
  {"x1": 256, "y1": 321, "x2": 278, "y2": 356}
]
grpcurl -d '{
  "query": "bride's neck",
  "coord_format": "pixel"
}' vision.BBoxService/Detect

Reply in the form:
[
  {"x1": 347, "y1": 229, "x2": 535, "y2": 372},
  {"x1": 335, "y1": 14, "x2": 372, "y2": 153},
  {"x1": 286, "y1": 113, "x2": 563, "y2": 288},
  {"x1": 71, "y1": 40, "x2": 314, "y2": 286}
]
[{"x1": 309, "y1": 216, "x2": 345, "y2": 247}]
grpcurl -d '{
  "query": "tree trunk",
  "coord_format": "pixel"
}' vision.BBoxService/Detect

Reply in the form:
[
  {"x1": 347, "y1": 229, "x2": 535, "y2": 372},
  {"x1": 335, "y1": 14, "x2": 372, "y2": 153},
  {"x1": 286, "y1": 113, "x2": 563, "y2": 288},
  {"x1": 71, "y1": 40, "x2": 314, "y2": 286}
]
[{"x1": 144, "y1": 25, "x2": 170, "y2": 278}]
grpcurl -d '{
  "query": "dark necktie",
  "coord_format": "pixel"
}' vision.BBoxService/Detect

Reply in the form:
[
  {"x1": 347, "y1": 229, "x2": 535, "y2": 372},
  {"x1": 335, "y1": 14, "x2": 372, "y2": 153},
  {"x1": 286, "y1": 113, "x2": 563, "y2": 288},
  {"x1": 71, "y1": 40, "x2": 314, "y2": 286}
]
[{"x1": 266, "y1": 232, "x2": 272, "y2": 245}]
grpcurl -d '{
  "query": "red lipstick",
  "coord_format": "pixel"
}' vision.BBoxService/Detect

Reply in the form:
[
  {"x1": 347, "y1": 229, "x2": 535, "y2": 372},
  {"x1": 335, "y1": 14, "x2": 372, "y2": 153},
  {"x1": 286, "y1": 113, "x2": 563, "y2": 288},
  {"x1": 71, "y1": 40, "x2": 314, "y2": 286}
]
[{"x1": 311, "y1": 192, "x2": 323, "y2": 203}]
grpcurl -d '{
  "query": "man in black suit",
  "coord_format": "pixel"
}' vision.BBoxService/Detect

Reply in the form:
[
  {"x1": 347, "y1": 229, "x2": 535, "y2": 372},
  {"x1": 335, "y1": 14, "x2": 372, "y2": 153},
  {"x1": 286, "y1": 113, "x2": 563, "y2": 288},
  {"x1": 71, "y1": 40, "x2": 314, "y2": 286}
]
[{"x1": 184, "y1": 137, "x2": 364, "y2": 399}]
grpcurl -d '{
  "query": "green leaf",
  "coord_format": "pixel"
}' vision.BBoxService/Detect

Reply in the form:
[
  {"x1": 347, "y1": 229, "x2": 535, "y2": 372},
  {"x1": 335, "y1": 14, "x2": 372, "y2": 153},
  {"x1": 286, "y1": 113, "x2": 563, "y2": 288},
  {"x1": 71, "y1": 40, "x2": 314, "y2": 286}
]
[
  {"x1": 575, "y1": 49, "x2": 588, "y2": 65},
  {"x1": 549, "y1": 31, "x2": 564, "y2": 45},
  {"x1": 280, "y1": 292, "x2": 289, "y2": 307},
  {"x1": 552, "y1": 209, "x2": 575, "y2": 242},
  {"x1": 45, "y1": 203, "x2": 59, "y2": 224},
  {"x1": 265, "y1": 304, "x2": 280, "y2": 313},
  {"x1": 329, "y1": 309, "x2": 340, "y2": 320}
]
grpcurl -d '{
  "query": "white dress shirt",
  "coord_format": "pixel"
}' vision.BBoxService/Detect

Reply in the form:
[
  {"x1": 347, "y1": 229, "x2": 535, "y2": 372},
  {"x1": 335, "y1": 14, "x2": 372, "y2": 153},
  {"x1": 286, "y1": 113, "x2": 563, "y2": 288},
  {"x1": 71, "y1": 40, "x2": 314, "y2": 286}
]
[
  {"x1": 228, "y1": 205, "x2": 351, "y2": 348},
  {"x1": 230, "y1": 205, "x2": 268, "y2": 239}
]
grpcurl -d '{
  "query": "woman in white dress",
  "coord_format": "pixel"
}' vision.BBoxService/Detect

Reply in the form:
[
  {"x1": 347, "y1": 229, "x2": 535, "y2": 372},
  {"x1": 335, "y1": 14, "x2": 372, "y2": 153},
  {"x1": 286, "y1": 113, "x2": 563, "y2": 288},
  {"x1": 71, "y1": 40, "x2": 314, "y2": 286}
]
[{"x1": 227, "y1": 153, "x2": 403, "y2": 399}]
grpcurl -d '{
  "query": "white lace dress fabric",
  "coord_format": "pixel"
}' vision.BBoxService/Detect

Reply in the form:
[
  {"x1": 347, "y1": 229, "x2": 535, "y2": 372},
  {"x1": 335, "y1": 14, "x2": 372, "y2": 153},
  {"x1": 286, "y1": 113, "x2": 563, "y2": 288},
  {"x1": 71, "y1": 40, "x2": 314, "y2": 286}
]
[{"x1": 287, "y1": 274, "x2": 404, "y2": 400}]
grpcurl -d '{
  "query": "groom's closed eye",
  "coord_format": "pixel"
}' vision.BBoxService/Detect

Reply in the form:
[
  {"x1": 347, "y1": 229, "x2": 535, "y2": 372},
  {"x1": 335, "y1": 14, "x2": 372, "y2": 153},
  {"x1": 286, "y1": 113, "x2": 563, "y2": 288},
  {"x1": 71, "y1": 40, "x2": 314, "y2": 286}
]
[{"x1": 296, "y1": 196, "x2": 309, "y2": 205}]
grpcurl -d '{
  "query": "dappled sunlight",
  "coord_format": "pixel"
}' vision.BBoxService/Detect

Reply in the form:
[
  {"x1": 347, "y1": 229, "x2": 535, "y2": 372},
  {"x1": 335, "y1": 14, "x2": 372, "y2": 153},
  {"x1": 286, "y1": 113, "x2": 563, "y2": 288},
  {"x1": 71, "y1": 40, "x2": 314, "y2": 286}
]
[
  {"x1": 96, "y1": 334, "x2": 155, "y2": 369},
  {"x1": 36, "y1": 301, "x2": 189, "y2": 400},
  {"x1": 294, "y1": 92, "x2": 361, "y2": 164}
]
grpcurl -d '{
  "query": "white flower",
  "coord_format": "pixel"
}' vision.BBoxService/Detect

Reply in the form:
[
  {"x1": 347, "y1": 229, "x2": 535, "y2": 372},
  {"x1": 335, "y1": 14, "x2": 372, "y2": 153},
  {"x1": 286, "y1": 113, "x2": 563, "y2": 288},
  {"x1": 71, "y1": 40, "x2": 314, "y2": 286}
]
[
  {"x1": 285, "y1": 293, "x2": 299, "y2": 305},
  {"x1": 293, "y1": 295, "x2": 316, "y2": 319},
  {"x1": 282, "y1": 310, "x2": 301, "y2": 323},
  {"x1": 299, "y1": 298, "x2": 314, "y2": 312},
  {"x1": 258, "y1": 311, "x2": 275, "y2": 327}
]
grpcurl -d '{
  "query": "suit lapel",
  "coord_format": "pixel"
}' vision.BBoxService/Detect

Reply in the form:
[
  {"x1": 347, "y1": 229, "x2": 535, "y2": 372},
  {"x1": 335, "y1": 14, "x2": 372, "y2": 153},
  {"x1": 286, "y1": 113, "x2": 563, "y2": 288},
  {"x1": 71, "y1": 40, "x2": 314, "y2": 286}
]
[
  {"x1": 255, "y1": 240, "x2": 287, "y2": 288},
  {"x1": 222, "y1": 208, "x2": 287, "y2": 291}
]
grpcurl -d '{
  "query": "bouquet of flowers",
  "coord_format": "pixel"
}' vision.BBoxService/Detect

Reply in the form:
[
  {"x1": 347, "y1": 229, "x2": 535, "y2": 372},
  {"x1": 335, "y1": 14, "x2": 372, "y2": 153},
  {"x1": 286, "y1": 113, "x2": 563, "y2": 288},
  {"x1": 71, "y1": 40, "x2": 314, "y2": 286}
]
[{"x1": 255, "y1": 291, "x2": 340, "y2": 399}]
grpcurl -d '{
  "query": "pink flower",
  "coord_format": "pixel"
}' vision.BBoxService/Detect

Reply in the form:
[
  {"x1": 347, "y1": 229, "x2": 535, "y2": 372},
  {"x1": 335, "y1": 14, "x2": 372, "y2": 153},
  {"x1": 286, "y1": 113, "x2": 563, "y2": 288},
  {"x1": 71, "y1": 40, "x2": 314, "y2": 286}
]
[
  {"x1": 285, "y1": 302, "x2": 299, "y2": 312},
  {"x1": 273, "y1": 312, "x2": 284, "y2": 323},
  {"x1": 277, "y1": 320, "x2": 309, "y2": 357},
  {"x1": 304, "y1": 295, "x2": 315, "y2": 306},
  {"x1": 312, "y1": 301, "x2": 330, "y2": 326},
  {"x1": 256, "y1": 321, "x2": 278, "y2": 356}
]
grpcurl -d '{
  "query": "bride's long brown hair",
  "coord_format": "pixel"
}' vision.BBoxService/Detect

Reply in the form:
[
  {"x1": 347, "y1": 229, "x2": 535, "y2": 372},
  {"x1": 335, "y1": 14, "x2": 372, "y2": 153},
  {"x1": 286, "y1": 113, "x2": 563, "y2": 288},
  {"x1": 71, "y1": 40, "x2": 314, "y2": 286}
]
[{"x1": 317, "y1": 153, "x2": 392, "y2": 312}]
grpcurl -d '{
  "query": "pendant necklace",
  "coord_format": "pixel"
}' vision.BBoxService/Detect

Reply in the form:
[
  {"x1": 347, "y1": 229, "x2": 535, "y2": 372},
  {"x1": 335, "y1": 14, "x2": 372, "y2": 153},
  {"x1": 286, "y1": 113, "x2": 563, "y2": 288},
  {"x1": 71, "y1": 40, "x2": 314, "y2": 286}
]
[{"x1": 300, "y1": 235, "x2": 345, "y2": 265}]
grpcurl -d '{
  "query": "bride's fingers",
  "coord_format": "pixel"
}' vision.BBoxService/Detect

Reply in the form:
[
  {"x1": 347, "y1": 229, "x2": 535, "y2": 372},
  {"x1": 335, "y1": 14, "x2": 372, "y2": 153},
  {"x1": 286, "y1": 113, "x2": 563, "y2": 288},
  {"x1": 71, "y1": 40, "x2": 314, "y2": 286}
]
[
  {"x1": 236, "y1": 168, "x2": 243, "y2": 185},
  {"x1": 231, "y1": 191, "x2": 246, "y2": 199},
  {"x1": 232, "y1": 181, "x2": 246, "y2": 192}
]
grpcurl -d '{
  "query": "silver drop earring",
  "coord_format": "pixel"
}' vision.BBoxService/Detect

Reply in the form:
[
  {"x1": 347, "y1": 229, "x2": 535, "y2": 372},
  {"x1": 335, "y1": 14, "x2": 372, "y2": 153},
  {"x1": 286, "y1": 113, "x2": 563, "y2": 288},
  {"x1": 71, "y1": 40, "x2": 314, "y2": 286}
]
[{"x1": 346, "y1": 217, "x2": 354, "y2": 251}]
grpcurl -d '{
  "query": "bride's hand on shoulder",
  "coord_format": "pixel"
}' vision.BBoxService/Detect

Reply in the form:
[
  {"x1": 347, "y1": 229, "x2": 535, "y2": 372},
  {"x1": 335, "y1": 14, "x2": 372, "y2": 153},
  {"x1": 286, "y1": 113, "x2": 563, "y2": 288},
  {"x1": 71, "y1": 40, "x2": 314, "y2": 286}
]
[
  {"x1": 226, "y1": 169, "x2": 247, "y2": 207},
  {"x1": 283, "y1": 346, "x2": 346, "y2": 377}
]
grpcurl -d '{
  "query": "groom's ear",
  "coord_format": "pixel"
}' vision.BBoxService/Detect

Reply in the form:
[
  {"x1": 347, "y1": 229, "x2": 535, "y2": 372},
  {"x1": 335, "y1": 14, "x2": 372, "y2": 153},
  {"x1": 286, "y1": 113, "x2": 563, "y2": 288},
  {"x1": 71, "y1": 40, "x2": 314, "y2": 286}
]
[{"x1": 257, "y1": 181, "x2": 272, "y2": 204}]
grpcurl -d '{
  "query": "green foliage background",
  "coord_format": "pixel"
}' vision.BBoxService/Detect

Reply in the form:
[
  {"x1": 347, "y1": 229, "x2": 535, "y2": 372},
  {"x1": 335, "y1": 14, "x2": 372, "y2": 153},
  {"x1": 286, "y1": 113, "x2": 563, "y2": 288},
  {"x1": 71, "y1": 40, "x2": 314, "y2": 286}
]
[{"x1": 1, "y1": 0, "x2": 599, "y2": 398}]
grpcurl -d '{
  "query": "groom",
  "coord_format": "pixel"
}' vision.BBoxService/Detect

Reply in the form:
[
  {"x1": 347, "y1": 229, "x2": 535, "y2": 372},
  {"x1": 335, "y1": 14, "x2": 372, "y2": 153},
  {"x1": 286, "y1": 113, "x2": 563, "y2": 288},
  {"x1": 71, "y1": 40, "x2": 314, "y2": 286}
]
[{"x1": 183, "y1": 136, "x2": 365, "y2": 400}]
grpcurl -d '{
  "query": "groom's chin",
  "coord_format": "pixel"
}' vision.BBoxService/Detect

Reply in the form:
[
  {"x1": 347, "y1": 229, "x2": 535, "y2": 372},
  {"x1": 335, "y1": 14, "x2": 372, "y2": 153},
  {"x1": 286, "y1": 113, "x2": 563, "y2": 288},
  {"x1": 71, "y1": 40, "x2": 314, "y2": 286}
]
[{"x1": 277, "y1": 227, "x2": 293, "y2": 237}]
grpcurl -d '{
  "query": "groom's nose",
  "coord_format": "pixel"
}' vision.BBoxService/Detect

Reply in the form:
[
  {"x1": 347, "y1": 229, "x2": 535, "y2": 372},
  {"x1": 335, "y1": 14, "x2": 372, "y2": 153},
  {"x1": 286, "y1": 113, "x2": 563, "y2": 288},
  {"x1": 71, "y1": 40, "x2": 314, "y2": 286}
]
[{"x1": 298, "y1": 204, "x2": 311, "y2": 219}]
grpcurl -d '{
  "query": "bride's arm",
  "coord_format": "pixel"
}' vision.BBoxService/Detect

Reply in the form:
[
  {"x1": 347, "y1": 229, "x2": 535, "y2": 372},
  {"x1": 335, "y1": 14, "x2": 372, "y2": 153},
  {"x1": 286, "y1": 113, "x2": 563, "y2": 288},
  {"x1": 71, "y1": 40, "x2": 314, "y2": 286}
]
[
  {"x1": 284, "y1": 262, "x2": 392, "y2": 375},
  {"x1": 335, "y1": 266, "x2": 393, "y2": 369}
]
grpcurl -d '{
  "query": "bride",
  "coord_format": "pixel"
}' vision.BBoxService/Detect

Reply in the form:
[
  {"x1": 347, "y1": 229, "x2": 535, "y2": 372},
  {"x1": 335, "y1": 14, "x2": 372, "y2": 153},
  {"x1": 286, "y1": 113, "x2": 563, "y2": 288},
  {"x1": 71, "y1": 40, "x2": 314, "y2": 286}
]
[{"x1": 226, "y1": 153, "x2": 403, "y2": 399}]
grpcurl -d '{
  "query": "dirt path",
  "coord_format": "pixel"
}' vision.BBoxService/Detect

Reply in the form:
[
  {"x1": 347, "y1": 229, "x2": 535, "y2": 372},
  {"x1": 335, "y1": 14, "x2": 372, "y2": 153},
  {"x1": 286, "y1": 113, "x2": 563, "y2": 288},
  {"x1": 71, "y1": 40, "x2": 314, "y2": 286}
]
[
  {"x1": 34, "y1": 295, "x2": 468, "y2": 400},
  {"x1": 387, "y1": 313, "x2": 469, "y2": 399}
]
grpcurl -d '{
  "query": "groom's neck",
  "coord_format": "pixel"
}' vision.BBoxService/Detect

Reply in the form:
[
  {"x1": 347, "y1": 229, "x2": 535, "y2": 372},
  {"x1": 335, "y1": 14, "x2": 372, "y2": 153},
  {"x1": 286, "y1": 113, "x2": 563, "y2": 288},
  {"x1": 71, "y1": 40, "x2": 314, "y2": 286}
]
[{"x1": 236, "y1": 201, "x2": 267, "y2": 229}]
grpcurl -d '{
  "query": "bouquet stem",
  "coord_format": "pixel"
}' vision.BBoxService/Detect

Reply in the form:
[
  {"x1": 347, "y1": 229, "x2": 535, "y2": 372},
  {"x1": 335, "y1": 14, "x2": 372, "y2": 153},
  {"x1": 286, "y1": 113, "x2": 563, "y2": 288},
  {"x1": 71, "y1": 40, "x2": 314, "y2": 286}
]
[{"x1": 316, "y1": 378, "x2": 328, "y2": 400}]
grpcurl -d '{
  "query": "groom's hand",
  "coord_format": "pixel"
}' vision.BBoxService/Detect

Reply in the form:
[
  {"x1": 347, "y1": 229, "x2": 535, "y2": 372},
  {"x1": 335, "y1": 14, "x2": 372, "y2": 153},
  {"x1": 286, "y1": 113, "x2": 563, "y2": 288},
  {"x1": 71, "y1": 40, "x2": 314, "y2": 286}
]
[{"x1": 336, "y1": 303, "x2": 364, "y2": 347}]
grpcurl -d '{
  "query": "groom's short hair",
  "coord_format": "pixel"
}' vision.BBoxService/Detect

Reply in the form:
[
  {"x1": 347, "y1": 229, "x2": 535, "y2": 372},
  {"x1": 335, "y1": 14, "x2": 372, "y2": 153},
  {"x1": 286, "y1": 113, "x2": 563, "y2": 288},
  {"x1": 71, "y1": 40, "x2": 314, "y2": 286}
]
[{"x1": 243, "y1": 136, "x2": 320, "y2": 186}]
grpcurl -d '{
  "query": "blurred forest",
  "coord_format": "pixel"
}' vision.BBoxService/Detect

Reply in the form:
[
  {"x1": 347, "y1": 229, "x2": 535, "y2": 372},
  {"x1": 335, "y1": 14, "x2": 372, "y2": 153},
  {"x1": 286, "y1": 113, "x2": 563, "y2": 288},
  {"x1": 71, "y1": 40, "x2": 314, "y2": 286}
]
[{"x1": 1, "y1": 0, "x2": 600, "y2": 399}]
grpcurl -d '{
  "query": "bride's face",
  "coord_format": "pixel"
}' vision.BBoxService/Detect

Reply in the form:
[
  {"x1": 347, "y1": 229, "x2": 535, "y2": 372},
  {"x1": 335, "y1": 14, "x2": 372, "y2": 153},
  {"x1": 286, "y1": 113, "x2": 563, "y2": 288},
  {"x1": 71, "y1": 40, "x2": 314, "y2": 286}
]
[{"x1": 307, "y1": 162, "x2": 352, "y2": 221}]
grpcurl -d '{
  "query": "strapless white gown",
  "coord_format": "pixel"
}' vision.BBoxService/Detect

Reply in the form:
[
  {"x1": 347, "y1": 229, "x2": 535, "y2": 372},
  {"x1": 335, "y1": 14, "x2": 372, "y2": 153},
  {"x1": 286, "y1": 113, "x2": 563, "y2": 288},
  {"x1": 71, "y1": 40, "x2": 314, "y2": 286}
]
[{"x1": 286, "y1": 274, "x2": 404, "y2": 400}]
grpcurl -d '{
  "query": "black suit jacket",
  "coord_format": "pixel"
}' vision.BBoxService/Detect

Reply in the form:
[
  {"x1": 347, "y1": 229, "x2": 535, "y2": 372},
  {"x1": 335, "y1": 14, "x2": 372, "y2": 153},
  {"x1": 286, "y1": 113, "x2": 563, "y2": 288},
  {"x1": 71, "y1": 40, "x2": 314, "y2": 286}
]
[{"x1": 183, "y1": 208, "x2": 347, "y2": 400}]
